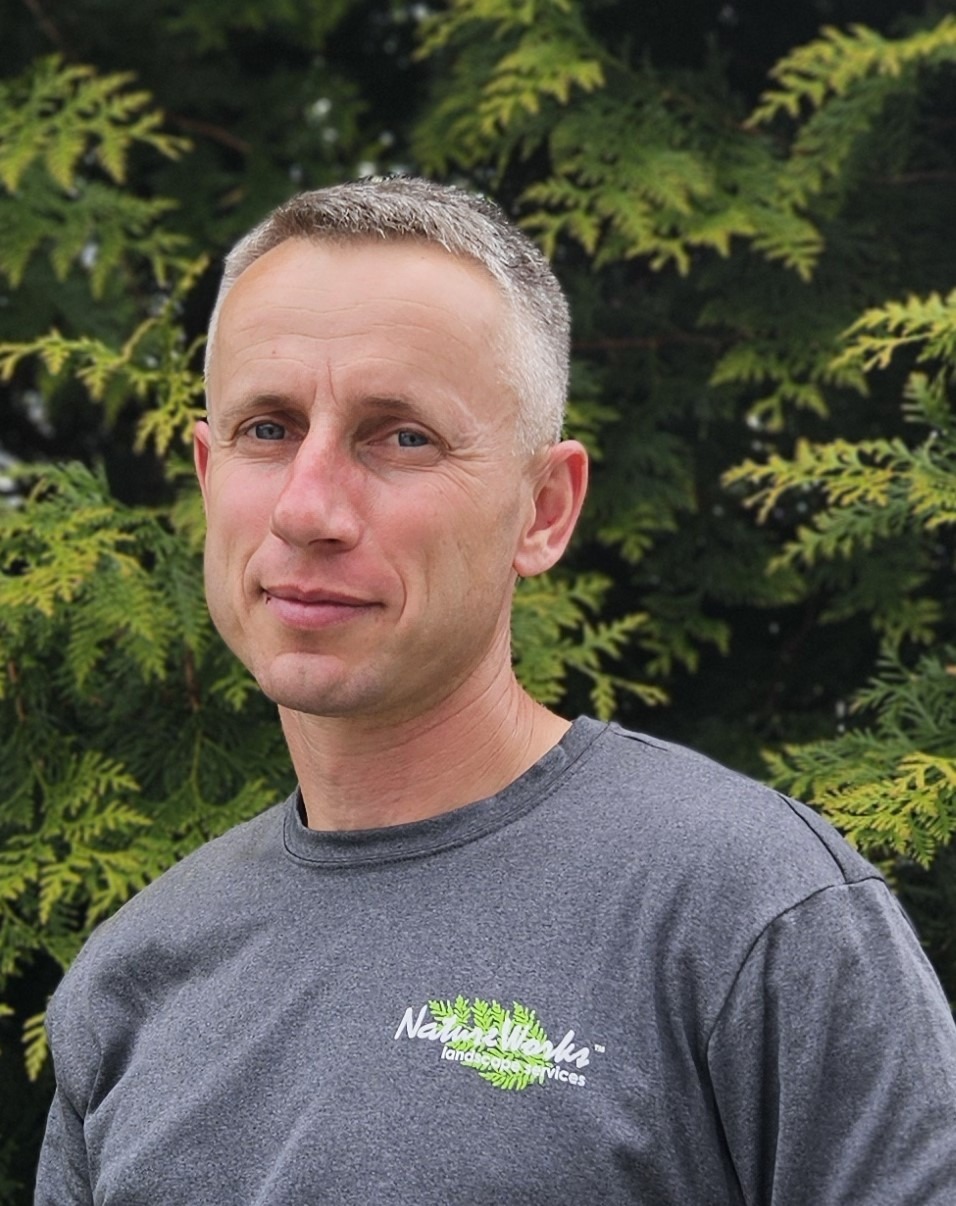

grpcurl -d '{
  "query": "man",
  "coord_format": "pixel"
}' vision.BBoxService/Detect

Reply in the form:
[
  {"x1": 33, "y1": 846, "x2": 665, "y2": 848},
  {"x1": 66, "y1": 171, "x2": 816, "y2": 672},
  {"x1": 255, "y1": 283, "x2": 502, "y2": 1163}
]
[{"x1": 37, "y1": 177, "x2": 956, "y2": 1204}]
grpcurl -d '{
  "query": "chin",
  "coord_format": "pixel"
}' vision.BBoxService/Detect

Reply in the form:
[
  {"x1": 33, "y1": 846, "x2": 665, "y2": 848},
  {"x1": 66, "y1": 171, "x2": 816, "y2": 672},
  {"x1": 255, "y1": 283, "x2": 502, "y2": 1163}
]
[{"x1": 252, "y1": 655, "x2": 379, "y2": 718}]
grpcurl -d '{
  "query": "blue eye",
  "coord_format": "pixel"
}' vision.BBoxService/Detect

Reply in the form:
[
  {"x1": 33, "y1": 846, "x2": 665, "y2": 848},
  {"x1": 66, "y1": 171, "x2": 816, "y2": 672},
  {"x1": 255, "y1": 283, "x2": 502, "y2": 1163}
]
[
  {"x1": 253, "y1": 422, "x2": 286, "y2": 440},
  {"x1": 396, "y1": 430, "x2": 430, "y2": 447}
]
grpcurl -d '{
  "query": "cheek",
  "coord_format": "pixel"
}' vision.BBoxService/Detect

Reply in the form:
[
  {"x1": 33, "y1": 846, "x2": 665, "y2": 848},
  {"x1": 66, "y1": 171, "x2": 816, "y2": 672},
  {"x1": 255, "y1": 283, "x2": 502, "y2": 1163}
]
[
  {"x1": 206, "y1": 466, "x2": 277, "y2": 547},
  {"x1": 420, "y1": 491, "x2": 524, "y2": 589}
]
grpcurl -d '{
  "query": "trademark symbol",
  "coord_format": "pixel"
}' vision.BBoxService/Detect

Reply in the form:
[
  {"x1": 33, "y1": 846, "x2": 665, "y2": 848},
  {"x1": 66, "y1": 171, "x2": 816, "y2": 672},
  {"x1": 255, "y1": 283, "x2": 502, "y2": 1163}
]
[{"x1": 594, "y1": 1044, "x2": 606, "y2": 1054}]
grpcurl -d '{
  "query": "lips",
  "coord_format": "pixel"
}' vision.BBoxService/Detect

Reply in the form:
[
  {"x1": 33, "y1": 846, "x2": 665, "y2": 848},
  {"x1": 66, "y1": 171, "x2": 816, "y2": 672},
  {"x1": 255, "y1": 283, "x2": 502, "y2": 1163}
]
[
  {"x1": 265, "y1": 585, "x2": 373, "y2": 606},
  {"x1": 262, "y1": 586, "x2": 379, "y2": 630}
]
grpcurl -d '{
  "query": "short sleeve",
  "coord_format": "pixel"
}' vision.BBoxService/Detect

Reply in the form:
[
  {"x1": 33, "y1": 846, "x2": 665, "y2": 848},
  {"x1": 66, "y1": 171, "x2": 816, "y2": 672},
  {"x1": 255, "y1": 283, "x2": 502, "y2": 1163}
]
[
  {"x1": 34, "y1": 955, "x2": 101, "y2": 1205},
  {"x1": 707, "y1": 878, "x2": 956, "y2": 1205},
  {"x1": 35, "y1": 1083, "x2": 94, "y2": 1205}
]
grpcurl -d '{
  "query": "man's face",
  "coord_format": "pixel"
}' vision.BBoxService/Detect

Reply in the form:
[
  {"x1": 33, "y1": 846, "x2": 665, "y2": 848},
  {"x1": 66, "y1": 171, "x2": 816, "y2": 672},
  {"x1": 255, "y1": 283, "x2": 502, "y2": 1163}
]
[{"x1": 197, "y1": 237, "x2": 544, "y2": 724}]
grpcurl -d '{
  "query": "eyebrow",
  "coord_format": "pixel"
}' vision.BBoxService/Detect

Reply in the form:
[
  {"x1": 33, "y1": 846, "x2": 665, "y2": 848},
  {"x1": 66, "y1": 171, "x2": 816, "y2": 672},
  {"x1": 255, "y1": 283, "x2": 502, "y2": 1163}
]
[
  {"x1": 213, "y1": 393, "x2": 292, "y2": 423},
  {"x1": 355, "y1": 395, "x2": 429, "y2": 418},
  {"x1": 214, "y1": 392, "x2": 436, "y2": 424}
]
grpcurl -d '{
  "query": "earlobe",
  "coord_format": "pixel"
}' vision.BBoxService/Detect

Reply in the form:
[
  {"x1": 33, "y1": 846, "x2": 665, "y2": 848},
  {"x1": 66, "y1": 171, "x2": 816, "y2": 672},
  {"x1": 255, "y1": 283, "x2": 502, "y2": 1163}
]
[{"x1": 513, "y1": 440, "x2": 589, "y2": 578}]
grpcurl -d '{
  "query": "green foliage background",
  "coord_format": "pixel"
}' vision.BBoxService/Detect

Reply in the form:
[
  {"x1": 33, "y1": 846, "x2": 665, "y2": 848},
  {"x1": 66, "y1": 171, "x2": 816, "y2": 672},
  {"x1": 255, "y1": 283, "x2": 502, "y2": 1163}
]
[{"x1": 3, "y1": 0, "x2": 956, "y2": 1195}]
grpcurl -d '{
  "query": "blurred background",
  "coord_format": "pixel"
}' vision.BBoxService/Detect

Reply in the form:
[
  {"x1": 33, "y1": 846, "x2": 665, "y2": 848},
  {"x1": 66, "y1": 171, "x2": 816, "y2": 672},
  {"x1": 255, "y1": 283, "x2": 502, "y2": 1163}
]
[{"x1": 2, "y1": 0, "x2": 956, "y2": 1196}]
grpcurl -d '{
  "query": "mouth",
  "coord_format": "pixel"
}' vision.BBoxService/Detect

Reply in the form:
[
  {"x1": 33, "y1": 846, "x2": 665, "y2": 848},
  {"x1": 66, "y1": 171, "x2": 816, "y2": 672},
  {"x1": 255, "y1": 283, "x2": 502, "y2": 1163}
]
[{"x1": 262, "y1": 587, "x2": 380, "y2": 630}]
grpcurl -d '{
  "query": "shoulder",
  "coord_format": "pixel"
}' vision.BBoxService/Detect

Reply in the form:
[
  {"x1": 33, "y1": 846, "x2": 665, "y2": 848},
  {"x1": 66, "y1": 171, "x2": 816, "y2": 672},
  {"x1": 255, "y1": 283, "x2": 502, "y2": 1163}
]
[
  {"x1": 44, "y1": 798, "x2": 293, "y2": 1110},
  {"x1": 49, "y1": 798, "x2": 290, "y2": 1014},
  {"x1": 106, "y1": 796, "x2": 288, "y2": 924},
  {"x1": 557, "y1": 718, "x2": 885, "y2": 935},
  {"x1": 572, "y1": 720, "x2": 868, "y2": 867}
]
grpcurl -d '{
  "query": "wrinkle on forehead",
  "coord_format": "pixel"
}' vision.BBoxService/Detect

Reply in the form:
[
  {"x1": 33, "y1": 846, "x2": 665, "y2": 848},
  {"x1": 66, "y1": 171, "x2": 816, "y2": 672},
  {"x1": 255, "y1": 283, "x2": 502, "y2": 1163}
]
[
  {"x1": 205, "y1": 238, "x2": 520, "y2": 449},
  {"x1": 207, "y1": 239, "x2": 509, "y2": 403}
]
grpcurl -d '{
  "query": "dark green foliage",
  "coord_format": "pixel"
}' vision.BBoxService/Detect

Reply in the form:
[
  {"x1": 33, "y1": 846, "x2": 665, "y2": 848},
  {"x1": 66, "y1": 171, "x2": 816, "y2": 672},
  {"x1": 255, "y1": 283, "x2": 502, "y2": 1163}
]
[
  {"x1": 412, "y1": 0, "x2": 956, "y2": 990},
  {"x1": 2, "y1": 0, "x2": 956, "y2": 1197},
  {"x1": 728, "y1": 290, "x2": 956, "y2": 867},
  {"x1": 0, "y1": 36, "x2": 646, "y2": 1195},
  {"x1": 0, "y1": 56, "x2": 187, "y2": 259}
]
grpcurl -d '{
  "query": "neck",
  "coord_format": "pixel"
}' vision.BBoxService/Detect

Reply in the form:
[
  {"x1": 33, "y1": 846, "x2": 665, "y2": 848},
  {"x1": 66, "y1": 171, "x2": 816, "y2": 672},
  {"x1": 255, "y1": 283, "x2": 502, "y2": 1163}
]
[{"x1": 279, "y1": 675, "x2": 570, "y2": 831}]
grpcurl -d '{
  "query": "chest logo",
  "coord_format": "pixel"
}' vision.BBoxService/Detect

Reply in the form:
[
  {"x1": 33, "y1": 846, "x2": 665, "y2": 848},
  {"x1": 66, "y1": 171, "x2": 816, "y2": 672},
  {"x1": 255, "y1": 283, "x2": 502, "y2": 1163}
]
[{"x1": 394, "y1": 996, "x2": 590, "y2": 1092}]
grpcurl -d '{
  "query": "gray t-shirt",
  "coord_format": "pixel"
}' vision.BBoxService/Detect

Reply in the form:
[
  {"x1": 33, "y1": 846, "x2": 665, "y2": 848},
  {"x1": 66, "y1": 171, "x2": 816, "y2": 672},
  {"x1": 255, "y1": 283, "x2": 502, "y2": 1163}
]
[{"x1": 37, "y1": 719, "x2": 956, "y2": 1204}]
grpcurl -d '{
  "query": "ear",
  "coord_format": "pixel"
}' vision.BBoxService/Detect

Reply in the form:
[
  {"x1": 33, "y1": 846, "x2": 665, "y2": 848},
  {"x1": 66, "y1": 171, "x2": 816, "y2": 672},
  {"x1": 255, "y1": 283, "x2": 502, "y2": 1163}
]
[
  {"x1": 513, "y1": 440, "x2": 589, "y2": 578},
  {"x1": 194, "y1": 418, "x2": 212, "y2": 512}
]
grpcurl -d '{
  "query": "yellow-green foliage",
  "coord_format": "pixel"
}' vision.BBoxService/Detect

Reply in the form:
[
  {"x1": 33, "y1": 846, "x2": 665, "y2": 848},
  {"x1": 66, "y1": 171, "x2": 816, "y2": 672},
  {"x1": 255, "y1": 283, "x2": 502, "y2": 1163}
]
[
  {"x1": 0, "y1": 56, "x2": 190, "y2": 293},
  {"x1": 3, "y1": 4, "x2": 956, "y2": 1189},
  {"x1": 1, "y1": 463, "x2": 194, "y2": 685},
  {"x1": 0, "y1": 259, "x2": 208, "y2": 452},
  {"x1": 766, "y1": 654, "x2": 956, "y2": 868},
  {"x1": 511, "y1": 571, "x2": 663, "y2": 715},
  {"x1": 0, "y1": 60, "x2": 289, "y2": 1087},
  {"x1": 751, "y1": 18, "x2": 956, "y2": 123},
  {"x1": 0, "y1": 52, "x2": 658, "y2": 1094},
  {"x1": 0, "y1": 461, "x2": 289, "y2": 1003},
  {"x1": 0, "y1": 55, "x2": 186, "y2": 192},
  {"x1": 728, "y1": 287, "x2": 956, "y2": 863},
  {"x1": 746, "y1": 19, "x2": 956, "y2": 216},
  {"x1": 415, "y1": 0, "x2": 824, "y2": 277},
  {"x1": 417, "y1": 0, "x2": 956, "y2": 877}
]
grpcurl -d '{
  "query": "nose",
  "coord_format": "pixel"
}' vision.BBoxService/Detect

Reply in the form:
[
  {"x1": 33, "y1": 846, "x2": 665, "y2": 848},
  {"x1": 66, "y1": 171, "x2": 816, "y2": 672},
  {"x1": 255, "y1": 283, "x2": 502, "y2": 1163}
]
[{"x1": 269, "y1": 432, "x2": 363, "y2": 550}]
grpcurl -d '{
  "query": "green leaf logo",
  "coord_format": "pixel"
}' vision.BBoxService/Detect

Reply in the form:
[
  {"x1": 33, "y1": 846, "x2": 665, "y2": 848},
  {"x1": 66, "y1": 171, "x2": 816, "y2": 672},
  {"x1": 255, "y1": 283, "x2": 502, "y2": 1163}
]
[{"x1": 428, "y1": 997, "x2": 554, "y2": 1092}]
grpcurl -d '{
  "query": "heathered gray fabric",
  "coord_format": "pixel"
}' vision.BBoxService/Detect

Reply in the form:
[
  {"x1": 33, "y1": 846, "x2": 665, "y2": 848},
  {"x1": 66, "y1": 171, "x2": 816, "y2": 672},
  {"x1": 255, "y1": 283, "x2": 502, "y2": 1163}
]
[{"x1": 37, "y1": 719, "x2": 956, "y2": 1204}]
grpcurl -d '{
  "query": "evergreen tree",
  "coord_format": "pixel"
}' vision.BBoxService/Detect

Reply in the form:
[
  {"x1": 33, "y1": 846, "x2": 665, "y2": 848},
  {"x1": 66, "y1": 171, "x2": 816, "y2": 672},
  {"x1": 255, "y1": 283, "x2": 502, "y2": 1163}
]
[
  {"x1": 410, "y1": 0, "x2": 956, "y2": 993},
  {"x1": 2, "y1": 0, "x2": 955, "y2": 1196}
]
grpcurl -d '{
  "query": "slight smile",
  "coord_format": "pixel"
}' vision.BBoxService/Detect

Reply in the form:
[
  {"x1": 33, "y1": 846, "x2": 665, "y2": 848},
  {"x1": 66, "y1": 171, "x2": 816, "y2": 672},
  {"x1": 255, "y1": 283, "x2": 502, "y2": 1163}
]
[{"x1": 263, "y1": 588, "x2": 380, "y2": 630}]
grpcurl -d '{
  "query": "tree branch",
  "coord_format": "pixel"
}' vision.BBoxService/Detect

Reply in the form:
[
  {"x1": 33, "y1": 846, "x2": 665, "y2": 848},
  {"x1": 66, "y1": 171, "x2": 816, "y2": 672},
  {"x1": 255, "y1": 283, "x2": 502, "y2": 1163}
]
[
  {"x1": 20, "y1": 0, "x2": 66, "y2": 50},
  {"x1": 167, "y1": 114, "x2": 253, "y2": 156}
]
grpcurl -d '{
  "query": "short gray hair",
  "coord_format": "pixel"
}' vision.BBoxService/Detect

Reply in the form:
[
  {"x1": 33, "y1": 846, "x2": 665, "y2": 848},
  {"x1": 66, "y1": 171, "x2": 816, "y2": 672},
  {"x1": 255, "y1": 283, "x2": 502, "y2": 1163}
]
[{"x1": 204, "y1": 177, "x2": 570, "y2": 450}]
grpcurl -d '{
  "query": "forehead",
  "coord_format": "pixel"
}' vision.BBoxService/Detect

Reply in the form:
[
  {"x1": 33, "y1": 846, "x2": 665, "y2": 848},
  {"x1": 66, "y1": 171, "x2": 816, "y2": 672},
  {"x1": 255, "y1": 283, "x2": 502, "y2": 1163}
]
[
  {"x1": 207, "y1": 238, "x2": 517, "y2": 434},
  {"x1": 216, "y1": 237, "x2": 507, "y2": 347}
]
